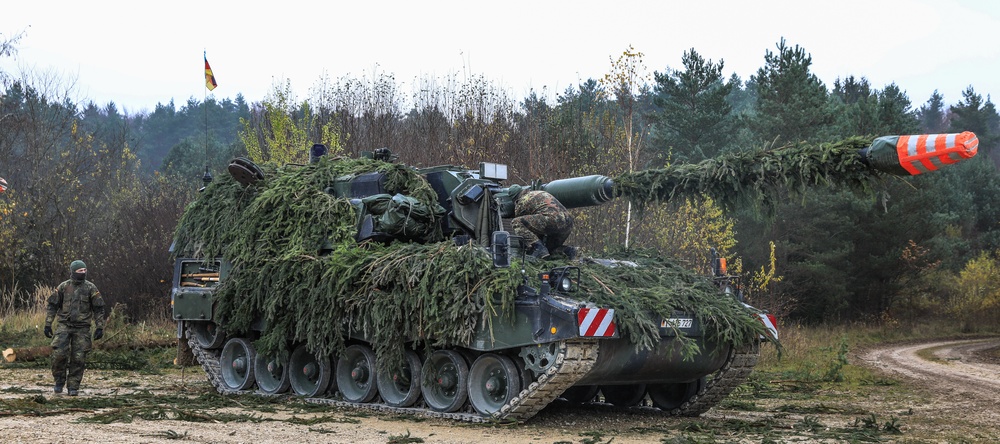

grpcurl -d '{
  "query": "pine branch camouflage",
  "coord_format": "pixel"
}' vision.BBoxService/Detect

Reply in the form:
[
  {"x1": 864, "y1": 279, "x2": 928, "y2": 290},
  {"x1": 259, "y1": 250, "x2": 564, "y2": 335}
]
[{"x1": 172, "y1": 156, "x2": 773, "y2": 369}]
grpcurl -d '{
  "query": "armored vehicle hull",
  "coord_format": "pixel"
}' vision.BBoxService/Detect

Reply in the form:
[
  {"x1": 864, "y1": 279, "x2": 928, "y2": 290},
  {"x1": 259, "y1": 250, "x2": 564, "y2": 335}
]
[{"x1": 171, "y1": 153, "x2": 776, "y2": 422}]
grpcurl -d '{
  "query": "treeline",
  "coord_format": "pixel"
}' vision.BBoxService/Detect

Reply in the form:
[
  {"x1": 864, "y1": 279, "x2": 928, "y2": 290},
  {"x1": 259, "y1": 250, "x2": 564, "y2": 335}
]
[{"x1": 1, "y1": 37, "x2": 999, "y2": 328}]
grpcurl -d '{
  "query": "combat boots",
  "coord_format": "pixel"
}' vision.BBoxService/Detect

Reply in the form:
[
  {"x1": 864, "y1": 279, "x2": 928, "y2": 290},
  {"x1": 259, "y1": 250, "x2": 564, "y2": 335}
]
[
  {"x1": 562, "y1": 246, "x2": 578, "y2": 260},
  {"x1": 529, "y1": 241, "x2": 550, "y2": 259},
  {"x1": 53, "y1": 383, "x2": 64, "y2": 394}
]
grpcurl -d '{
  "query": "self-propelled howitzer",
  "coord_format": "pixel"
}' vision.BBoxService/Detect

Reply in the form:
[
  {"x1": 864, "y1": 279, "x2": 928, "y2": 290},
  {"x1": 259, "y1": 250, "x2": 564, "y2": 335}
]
[
  {"x1": 170, "y1": 132, "x2": 975, "y2": 422},
  {"x1": 171, "y1": 151, "x2": 772, "y2": 422}
]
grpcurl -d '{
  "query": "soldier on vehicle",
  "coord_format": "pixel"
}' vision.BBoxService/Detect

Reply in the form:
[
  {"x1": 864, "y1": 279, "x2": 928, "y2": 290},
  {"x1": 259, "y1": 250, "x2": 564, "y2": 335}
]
[
  {"x1": 507, "y1": 185, "x2": 577, "y2": 259},
  {"x1": 44, "y1": 260, "x2": 105, "y2": 396}
]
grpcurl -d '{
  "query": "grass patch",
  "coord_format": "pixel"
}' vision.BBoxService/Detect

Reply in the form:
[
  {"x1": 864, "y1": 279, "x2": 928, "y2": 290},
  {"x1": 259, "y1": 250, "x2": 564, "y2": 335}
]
[
  {"x1": 386, "y1": 430, "x2": 424, "y2": 444},
  {"x1": 381, "y1": 413, "x2": 427, "y2": 422},
  {"x1": 774, "y1": 403, "x2": 868, "y2": 415},
  {"x1": 0, "y1": 386, "x2": 44, "y2": 394},
  {"x1": 715, "y1": 398, "x2": 758, "y2": 411},
  {"x1": 915, "y1": 344, "x2": 954, "y2": 364}
]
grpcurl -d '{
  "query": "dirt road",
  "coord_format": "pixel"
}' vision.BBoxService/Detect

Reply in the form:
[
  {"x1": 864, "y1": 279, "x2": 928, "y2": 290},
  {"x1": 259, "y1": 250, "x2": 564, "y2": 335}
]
[
  {"x1": 858, "y1": 337, "x2": 1000, "y2": 440},
  {"x1": 860, "y1": 337, "x2": 1000, "y2": 400}
]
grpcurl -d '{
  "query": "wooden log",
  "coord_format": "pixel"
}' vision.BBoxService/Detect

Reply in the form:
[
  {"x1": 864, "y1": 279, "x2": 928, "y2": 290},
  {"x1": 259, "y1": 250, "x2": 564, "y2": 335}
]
[
  {"x1": 3, "y1": 346, "x2": 50, "y2": 363},
  {"x1": 3, "y1": 338, "x2": 177, "y2": 363}
]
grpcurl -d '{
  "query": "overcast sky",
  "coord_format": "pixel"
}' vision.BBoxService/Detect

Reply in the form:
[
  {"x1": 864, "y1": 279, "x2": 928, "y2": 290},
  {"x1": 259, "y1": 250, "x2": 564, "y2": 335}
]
[{"x1": 2, "y1": 0, "x2": 997, "y2": 115}]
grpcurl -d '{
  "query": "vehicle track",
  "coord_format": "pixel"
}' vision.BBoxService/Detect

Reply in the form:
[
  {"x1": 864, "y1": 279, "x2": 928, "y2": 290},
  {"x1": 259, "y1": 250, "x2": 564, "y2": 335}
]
[{"x1": 187, "y1": 328, "x2": 761, "y2": 422}]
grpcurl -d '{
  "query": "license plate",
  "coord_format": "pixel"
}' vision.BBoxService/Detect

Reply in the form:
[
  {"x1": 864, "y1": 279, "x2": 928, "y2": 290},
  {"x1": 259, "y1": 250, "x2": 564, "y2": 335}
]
[{"x1": 661, "y1": 318, "x2": 693, "y2": 329}]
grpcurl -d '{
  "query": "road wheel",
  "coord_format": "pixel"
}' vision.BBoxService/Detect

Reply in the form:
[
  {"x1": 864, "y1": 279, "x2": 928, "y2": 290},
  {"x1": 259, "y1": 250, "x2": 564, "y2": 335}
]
[
  {"x1": 422, "y1": 350, "x2": 468, "y2": 412},
  {"x1": 288, "y1": 344, "x2": 331, "y2": 397},
  {"x1": 219, "y1": 338, "x2": 256, "y2": 390},
  {"x1": 254, "y1": 352, "x2": 290, "y2": 394},
  {"x1": 468, "y1": 354, "x2": 522, "y2": 416},
  {"x1": 336, "y1": 344, "x2": 379, "y2": 403},
  {"x1": 376, "y1": 349, "x2": 422, "y2": 407}
]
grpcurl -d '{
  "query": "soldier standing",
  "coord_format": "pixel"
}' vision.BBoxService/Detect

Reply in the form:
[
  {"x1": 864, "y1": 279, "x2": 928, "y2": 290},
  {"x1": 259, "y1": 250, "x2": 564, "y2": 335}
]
[
  {"x1": 507, "y1": 185, "x2": 576, "y2": 259},
  {"x1": 44, "y1": 260, "x2": 105, "y2": 396}
]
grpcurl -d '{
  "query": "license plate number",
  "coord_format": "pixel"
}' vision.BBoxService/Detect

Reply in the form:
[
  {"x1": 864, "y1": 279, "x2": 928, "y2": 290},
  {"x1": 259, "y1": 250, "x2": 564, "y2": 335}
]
[{"x1": 661, "y1": 318, "x2": 693, "y2": 328}]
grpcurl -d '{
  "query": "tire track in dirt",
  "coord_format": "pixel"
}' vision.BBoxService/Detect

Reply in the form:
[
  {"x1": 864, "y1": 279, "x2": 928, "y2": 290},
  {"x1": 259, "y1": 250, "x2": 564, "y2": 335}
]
[{"x1": 860, "y1": 337, "x2": 1000, "y2": 400}]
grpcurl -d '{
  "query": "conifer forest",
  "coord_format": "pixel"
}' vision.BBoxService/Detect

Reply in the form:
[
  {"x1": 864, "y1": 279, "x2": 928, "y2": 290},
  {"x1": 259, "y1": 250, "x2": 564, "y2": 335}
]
[{"x1": 2, "y1": 36, "x2": 999, "y2": 331}]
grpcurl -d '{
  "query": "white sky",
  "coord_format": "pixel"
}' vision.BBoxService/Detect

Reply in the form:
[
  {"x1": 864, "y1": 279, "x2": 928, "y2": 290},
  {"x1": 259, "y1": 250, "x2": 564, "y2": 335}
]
[{"x1": 2, "y1": 0, "x2": 998, "y2": 115}]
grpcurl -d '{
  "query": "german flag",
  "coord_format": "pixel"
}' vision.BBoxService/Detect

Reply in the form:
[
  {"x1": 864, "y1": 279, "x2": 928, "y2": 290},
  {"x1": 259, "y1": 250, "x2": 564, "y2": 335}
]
[{"x1": 205, "y1": 55, "x2": 218, "y2": 91}]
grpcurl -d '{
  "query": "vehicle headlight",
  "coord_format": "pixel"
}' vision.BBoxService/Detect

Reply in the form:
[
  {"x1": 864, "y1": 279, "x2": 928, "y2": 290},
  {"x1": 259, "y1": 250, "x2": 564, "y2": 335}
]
[
  {"x1": 547, "y1": 266, "x2": 580, "y2": 293},
  {"x1": 559, "y1": 276, "x2": 572, "y2": 292}
]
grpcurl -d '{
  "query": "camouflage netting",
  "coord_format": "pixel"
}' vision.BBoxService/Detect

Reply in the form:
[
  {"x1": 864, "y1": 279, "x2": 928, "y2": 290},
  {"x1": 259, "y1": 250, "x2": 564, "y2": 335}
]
[
  {"x1": 613, "y1": 136, "x2": 882, "y2": 214},
  {"x1": 172, "y1": 157, "x2": 772, "y2": 370}
]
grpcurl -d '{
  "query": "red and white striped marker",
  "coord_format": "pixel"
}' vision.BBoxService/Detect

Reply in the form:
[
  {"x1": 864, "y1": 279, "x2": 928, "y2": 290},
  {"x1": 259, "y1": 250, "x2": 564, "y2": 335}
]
[
  {"x1": 757, "y1": 313, "x2": 778, "y2": 340},
  {"x1": 577, "y1": 308, "x2": 617, "y2": 337}
]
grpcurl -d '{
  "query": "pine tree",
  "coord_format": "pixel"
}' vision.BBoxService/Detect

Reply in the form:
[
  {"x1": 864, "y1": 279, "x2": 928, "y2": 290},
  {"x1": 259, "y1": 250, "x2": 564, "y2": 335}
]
[
  {"x1": 876, "y1": 83, "x2": 919, "y2": 135},
  {"x1": 750, "y1": 38, "x2": 832, "y2": 143},
  {"x1": 648, "y1": 48, "x2": 734, "y2": 161},
  {"x1": 830, "y1": 76, "x2": 878, "y2": 137},
  {"x1": 917, "y1": 90, "x2": 947, "y2": 133},
  {"x1": 949, "y1": 86, "x2": 1000, "y2": 154}
]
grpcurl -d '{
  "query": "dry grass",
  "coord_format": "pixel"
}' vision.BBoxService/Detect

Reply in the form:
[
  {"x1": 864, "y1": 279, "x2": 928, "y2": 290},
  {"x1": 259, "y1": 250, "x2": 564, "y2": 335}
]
[
  {"x1": 0, "y1": 284, "x2": 52, "y2": 339},
  {"x1": 753, "y1": 318, "x2": 999, "y2": 390},
  {"x1": 758, "y1": 316, "x2": 1000, "y2": 373}
]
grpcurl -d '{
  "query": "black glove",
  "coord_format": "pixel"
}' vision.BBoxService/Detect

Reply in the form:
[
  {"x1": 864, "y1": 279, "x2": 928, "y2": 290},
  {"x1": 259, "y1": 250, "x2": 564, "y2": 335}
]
[
  {"x1": 93, "y1": 328, "x2": 104, "y2": 340},
  {"x1": 44, "y1": 325, "x2": 53, "y2": 338}
]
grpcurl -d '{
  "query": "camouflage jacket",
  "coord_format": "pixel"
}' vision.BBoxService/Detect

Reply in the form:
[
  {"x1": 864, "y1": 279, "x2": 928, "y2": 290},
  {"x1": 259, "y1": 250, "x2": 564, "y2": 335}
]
[
  {"x1": 45, "y1": 279, "x2": 105, "y2": 330},
  {"x1": 514, "y1": 190, "x2": 571, "y2": 219}
]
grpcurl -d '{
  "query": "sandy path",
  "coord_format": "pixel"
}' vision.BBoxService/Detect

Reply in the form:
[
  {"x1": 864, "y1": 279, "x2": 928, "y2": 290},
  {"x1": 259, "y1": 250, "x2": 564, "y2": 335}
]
[{"x1": 860, "y1": 337, "x2": 1000, "y2": 399}]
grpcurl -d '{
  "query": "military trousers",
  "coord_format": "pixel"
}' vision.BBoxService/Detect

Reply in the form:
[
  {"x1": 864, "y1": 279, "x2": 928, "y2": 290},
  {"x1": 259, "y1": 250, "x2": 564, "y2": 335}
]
[
  {"x1": 512, "y1": 213, "x2": 573, "y2": 251},
  {"x1": 50, "y1": 325, "x2": 92, "y2": 390}
]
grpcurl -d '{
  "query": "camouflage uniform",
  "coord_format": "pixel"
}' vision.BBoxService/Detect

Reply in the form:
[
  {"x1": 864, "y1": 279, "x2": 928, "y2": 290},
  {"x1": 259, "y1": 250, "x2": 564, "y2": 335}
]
[
  {"x1": 45, "y1": 274, "x2": 105, "y2": 394},
  {"x1": 512, "y1": 190, "x2": 574, "y2": 253}
]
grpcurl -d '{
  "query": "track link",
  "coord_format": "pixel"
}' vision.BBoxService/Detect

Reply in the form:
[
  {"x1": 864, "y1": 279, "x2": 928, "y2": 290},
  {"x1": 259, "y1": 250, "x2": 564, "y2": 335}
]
[
  {"x1": 187, "y1": 329, "x2": 757, "y2": 422},
  {"x1": 668, "y1": 342, "x2": 760, "y2": 416},
  {"x1": 187, "y1": 330, "x2": 598, "y2": 423}
]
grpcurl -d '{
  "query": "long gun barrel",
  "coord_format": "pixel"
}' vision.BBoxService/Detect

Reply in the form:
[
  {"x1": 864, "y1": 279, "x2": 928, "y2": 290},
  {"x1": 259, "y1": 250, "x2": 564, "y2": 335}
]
[
  {"x1": 540, "y1": 175, "x2": 616, "y2": 209},
  {"x1": 611, "y1": 131, "x2": 980, "y2": 212},
  {"x1": 500, "y1": 132, "x2": 979, "y2": 216},
  {"x1": 496, "y1": 175, "x2": 615, "y2": 218}
]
